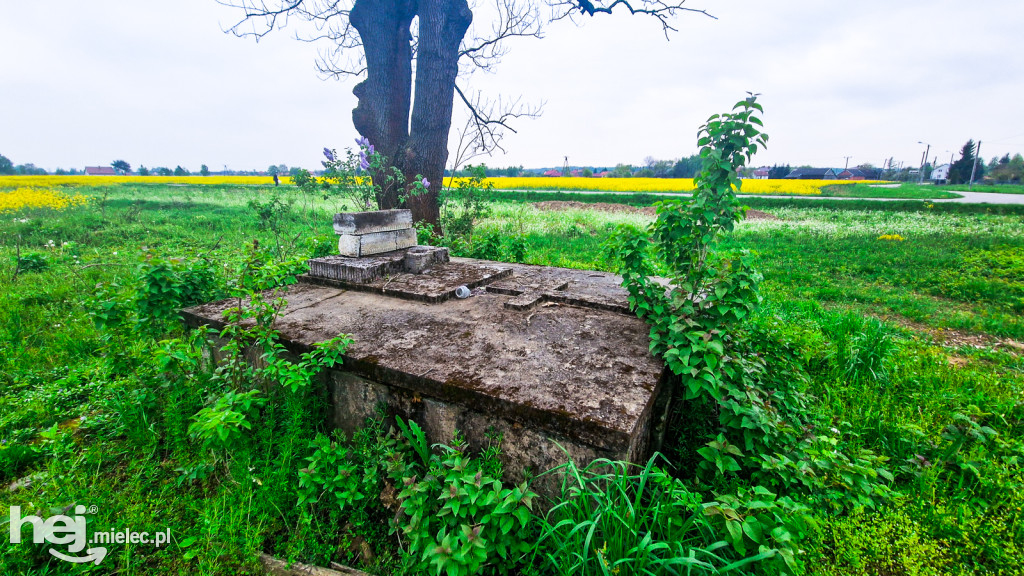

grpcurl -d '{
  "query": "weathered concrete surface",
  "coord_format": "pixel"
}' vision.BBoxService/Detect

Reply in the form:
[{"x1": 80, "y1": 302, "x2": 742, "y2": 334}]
[
  {"x1": 308, "y1": 246, "x2": 449, "y2": 284},
  {"x1": 333, "y1": 209, "x2": 413, "y2": 235},
  {"x1": 338, "y1": 228, "x2": 417, "y2": 257},
  {"x1": 303, "y1": 259, "x2": 513, "y2": 304},
  {"x1": 182, "y1": 258, "x2": 669, "y2": 487}
]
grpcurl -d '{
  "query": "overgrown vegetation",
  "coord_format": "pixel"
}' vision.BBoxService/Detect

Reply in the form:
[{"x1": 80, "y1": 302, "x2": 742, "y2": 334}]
[{"x1": 2, "y1": 102, "x2": 1023, "y2": 574}]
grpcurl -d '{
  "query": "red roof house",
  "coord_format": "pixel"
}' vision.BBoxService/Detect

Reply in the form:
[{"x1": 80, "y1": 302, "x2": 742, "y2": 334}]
[{"x1": 85, "y1": 166, "x2": 117, "y2": 176}]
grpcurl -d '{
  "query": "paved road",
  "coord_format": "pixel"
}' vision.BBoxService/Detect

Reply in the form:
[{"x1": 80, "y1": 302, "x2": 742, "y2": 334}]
[
  {"x1": 745, "y1": 191, "x2": 1024, "y2": 205},
  {"x1": 502, "y1": 189, "x2": 1024, "y2": 205}
]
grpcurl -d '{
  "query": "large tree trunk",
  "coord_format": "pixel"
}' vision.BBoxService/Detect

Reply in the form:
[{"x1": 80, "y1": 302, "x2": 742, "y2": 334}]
[
  {"x1": 350, "y1": 0, "x2": 471, "y2": 230},
  {"x1": 403, "y1": 0, "x2": 472, "y2": 230},
  {"x1": 350, "y1": 0, "x2": 415, "y2": 209}
]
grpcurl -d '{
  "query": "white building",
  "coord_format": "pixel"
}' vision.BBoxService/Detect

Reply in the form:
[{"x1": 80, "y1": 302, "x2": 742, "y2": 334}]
[{"x1": 931, "y1": 163, "x2": 951, "y2": 183}]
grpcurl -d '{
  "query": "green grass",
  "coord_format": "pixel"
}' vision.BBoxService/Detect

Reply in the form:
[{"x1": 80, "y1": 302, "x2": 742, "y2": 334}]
[
  {"x1": 819, "y1": 183, "x2": 961, "y2": 199},
  {"x1": 2, "y1": 182, "x2": 1023, "y2": 574},
  {"x1": 902, "y1": 182, "x2": 1024, "y2": 194}
]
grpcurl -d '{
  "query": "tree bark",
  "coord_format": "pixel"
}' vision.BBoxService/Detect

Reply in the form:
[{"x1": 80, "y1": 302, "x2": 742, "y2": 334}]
[
  {"x1": 350, "y1": 0, "x2": 416, "y2": 209},
  {"x1": 402, "y1": 0, "x2": 472, "y2": 229},
  {"x1": 350, "y1": 0, "x2": 471, "y2": 229}
]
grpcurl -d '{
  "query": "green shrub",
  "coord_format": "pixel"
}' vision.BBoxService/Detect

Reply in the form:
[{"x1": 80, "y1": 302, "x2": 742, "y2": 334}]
[
  {"x1": 390, "y1": 428, "x2": 536, "y2": 576},
  {"x1": 14, "y1": 252, "x2": 48, "y2": 273}
]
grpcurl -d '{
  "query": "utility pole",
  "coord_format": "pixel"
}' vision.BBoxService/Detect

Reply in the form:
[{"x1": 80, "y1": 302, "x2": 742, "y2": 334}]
[
  {"x1": 843, "y1": 156, "x2": 852, "y2": 170},
  {"x1": 969, "y1": 141, "x2": 982, "y2": 190},
  {"x1": 917, "y1": 142, "x2": 931, "y2": 183}
]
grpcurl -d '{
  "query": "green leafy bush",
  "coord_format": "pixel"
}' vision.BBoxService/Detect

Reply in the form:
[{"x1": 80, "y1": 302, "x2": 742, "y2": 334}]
[
  {"x1": 440, "y1": 164, "x2": 493, "y2": 239},
  {"x1": 15, "y1": 252, "x2": 48, "y2": 272},
  {"x1": 188, "y1": 390, "x2": 267, "y2": 451},
  {"x1": 297, "y1": 433, "x2": 367, "y2": 512},
  {"x1": 611, "y1": 96, "x2": 893, "y2": 520},
  {"x1": 390, "y1": 431, "x2": 536, "y2": 576}
]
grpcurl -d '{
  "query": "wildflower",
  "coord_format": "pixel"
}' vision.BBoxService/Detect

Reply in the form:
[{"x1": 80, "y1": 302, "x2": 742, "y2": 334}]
[
  {"x1": 0, "y1": 187, "x2": 89, "y2": 213},
  {"x1": 359, "y1": 153, "x2": 370, "y2": 170},
  {"x1": 421, "y1": 177, "x2": 430, "y2": 189},
  {"x1": 355, "y1": 136, "x2": 369, "y2": 147},
  {"x1": 367, "y1": 144, "x2": 374, "y2": 155},
  {"x1": 323, "y1": 147, "x2": 335, "y2": 162}
]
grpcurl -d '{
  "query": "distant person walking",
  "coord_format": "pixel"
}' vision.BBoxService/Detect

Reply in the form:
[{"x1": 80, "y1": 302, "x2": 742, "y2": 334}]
[{"x1": 273, "y1": 174, "x2": 280, "y2": 186}]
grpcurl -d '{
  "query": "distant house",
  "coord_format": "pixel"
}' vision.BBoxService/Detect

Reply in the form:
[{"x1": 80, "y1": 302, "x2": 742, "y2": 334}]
[
  {"x1": 837, "y1": 168, "x2": 875, "y2": 180},
  {"x1": 785, "y1": 168, "x2": 832, "y2": 179},
  {"x1": 85, "y1": 166, "x2": 117, "y2": 176},
  {"x1": 542, "y1": 169, "x2": 562, "y2": 177},
  {"x1": 752, "y1": 167, "x2": 770, "y2": 179},
  {"x1": 931, "y1": 163, "x2": 951, "y2": 183},
  {"x1": 594, "y1": 171, "x2": 612, "y2": 178}
]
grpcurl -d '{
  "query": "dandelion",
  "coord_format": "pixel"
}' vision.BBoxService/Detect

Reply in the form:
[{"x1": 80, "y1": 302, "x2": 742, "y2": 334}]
[{"x1": 877, "y1": 234, "x2": 906, "y2": 241}]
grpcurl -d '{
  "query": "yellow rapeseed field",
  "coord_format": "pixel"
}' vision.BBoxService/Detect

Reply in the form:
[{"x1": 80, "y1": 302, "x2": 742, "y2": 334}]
[
  {"x1": 1, "y1": 175, "x2": 883, "y2": 197},
  {"x1": 0, "y1": 175, "x2": 288, "y2": 188},
  {"x1": 0, "y1": 187, "x2": 90, "y2": 214},
  {"x1": 451, "y1": 177, "x2": 881, "y2": 195}
]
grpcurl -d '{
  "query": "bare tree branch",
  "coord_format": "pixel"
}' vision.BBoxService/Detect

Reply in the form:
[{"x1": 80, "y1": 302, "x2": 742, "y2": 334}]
[
  {"x1": 453, "y1": 85, "x2": 543, "y2": 161},
  {"x1": 547, "y1": 0, "x2": 714, "y2": 38},
  {"x1": 459, "y1": 0, "x2": 543, "y2": 73},
  {"x1": 218, "y1": 0, "x2": 367, "y2": 76}
]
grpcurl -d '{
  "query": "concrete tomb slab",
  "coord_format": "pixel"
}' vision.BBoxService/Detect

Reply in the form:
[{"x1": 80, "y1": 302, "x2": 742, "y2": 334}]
[{"x1": 182, "y1": 254, "x2": 671, "y2": 491}]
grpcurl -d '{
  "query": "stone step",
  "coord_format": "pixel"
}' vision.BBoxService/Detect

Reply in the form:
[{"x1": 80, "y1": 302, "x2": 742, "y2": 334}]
[
  {"x1": 307, "y1": 246, "x2": 450, "y2": 284},
  {"x1": 338, "y1": 227, "x2": 417, "y2": 257},
  {"x1": 333, "y1": 209, "x2": 412, "y2": 235}
]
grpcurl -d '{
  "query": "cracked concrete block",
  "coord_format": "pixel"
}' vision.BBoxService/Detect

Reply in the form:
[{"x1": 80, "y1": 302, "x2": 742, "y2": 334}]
[
  {"x1": 333, "y1": 209, "x2": 413, "y2": 235},
  {"x1": 338, "y1": 228, "x2": 417, "y2": 257}
]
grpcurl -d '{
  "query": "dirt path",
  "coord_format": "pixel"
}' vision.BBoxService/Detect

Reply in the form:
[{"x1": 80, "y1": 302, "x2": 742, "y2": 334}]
[
  {"x1": 531, "y1": 200, "x2": 779, "y2": 220},
  {"x1": 875, "y1": 312, "x2": 1024, "y2": 354}
]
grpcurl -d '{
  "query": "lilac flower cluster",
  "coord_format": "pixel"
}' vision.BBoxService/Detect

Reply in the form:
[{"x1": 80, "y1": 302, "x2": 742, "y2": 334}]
[
  {"x1": 321, "y1": 137, "x2": 429, "y2": 189},
  {"x1": 355, "y1": 137, "x2": 374, "y2": 170}
]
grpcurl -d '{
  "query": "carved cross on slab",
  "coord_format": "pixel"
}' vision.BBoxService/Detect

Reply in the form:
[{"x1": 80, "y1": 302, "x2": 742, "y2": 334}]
[{"x1": 487, "y1": 278, "x2": 571, "y2": 311}]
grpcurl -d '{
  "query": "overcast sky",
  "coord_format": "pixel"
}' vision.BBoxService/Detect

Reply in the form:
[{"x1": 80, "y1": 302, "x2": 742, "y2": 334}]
[{"x1": 2, "y1": 0, "x2": 1023, "y2": 173}]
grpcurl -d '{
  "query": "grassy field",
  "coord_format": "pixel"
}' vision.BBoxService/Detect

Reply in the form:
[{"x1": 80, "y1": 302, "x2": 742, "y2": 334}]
[{"x1": 1, "y1": 182, "x2": 1022, "y2": 574}]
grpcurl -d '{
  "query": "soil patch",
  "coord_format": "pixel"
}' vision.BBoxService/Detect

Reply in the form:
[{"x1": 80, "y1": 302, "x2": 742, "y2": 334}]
[
  {"x1": 876, "y1": 312, "x2": 1024, "y2": 353},
  {"x1": 531, "y1": 201, "x2": 779, "y2": 221}
]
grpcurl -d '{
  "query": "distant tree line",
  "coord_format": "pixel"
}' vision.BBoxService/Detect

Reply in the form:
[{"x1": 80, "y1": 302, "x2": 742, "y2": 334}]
[
  {"x1": 988, "y1": 153, "x2": 1024, "y2": 183},
  {"x1": 0, "y1": 153, "x2": 47, "y2": 175}
]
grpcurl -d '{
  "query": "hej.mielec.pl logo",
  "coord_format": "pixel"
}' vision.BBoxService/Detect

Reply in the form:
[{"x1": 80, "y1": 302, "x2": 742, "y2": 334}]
[{"x1": 7, "y1": 505, "x2": 171, "y2": 565}]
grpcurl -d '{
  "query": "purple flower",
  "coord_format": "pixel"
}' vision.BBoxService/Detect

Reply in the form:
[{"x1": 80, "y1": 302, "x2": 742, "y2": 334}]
[
  {"x1": 323, "y1": 147, "x2": 335, "y2": 162},
  {"x1": 355, "y1": 136, "x2": 369, "y2": 147},
  {"x1": 359, "y1": 153, "x2": 370, "y2": 170},
  {"x1": 367, "y1": 144, "x2": 375, "y2": 155},
  {"x1": 421, "y1": 177, "x2": 430, "y2": 189}
]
